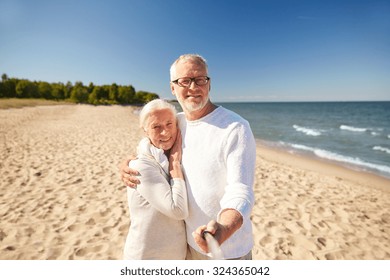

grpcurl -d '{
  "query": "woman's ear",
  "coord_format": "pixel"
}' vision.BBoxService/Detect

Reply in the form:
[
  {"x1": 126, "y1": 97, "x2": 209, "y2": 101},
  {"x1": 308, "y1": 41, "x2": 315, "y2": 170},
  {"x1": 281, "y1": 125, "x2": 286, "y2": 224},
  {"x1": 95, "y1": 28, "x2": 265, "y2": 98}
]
[{"x1": 143, "y1": 128, "x2": 148, "y2": 137}]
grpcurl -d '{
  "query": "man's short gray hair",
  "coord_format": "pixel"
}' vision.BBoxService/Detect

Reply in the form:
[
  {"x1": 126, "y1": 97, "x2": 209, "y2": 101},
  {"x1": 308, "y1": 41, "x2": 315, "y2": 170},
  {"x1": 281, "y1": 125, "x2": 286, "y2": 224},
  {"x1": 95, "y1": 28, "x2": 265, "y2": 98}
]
[
  {"x1": 170, "y1": 54, "x2": 208, "y2": 81},
  {"x1": 139, "y1": 99, "x2": 177, "y2": 129}
]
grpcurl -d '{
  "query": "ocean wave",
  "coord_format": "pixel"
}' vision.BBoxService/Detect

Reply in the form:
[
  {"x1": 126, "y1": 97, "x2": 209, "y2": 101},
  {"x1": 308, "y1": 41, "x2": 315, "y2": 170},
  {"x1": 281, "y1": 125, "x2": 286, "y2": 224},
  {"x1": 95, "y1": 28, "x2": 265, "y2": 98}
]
[
  {"x1": 290, "y1": 143, "x2": 315, "y2": 152},
  {"x1": 293, "y1": 125, "x2": 322, "y2": 136},
  {"x1": 373, "y1": 146, "x2": 390, "y2": 154},
  {"x1": 289, "y1": 143, "x2": 390, "y2": 175},
  {"x1": 340, "y1": 125, "x2": 367, "y2": 132}
]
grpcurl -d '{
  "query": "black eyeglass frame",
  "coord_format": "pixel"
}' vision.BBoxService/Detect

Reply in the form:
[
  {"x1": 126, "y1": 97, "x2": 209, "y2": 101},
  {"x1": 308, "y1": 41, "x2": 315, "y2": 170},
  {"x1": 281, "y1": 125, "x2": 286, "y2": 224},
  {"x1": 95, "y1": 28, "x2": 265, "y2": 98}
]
[{"x1": 171, "y1": 76, "x2": 210, "y2": 88}]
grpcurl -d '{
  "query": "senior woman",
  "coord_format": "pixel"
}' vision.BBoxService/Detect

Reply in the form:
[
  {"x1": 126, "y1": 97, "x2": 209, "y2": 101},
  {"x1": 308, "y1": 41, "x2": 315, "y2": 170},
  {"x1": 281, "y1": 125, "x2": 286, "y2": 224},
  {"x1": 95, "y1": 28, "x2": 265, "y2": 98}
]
[{"x1": 123, "y1": 99, "x2": 188, "y2": 260}]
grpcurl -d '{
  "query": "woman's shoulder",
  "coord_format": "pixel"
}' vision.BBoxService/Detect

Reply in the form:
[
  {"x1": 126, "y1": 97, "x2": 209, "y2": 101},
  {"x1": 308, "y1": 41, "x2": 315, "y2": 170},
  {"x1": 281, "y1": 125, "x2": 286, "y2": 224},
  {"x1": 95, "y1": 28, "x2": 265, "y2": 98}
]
[
  {"x1": 128, "y1": 155, "x2": 160, "y2": 171},
  {"x1": 128, "y1": 156, "x2": 169, "y2": 187}
]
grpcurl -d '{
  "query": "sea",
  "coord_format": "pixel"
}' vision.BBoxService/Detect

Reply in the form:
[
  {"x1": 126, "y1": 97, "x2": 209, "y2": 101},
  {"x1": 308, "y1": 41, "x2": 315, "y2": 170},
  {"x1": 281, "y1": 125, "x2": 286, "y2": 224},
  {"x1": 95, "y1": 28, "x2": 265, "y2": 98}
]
[{"x1": 214, "y1": 101, "x2": 390, "y2": 179}]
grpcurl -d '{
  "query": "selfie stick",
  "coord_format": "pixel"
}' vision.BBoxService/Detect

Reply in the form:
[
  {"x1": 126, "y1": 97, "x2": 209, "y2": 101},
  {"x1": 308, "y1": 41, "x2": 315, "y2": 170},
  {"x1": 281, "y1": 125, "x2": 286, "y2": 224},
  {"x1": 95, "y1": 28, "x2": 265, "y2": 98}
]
[{"x1": 202, "y1": 231, "x2": 224, "y2": 260}]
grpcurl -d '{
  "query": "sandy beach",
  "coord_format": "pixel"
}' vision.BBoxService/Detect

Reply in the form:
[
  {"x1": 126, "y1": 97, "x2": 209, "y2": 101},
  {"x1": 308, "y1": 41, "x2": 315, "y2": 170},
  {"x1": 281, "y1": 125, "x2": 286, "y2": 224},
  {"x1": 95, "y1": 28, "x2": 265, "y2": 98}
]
[{"x1": 0, "y1": 104, "x2": 389, "y2": 260}]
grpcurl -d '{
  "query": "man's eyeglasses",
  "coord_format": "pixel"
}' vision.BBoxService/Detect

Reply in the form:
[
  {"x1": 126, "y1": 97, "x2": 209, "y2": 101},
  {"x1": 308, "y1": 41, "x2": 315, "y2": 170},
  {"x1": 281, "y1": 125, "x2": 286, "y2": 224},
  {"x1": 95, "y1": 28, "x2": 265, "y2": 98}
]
[{"x1": 171, "y1": 76, "x2": 210, "y2": 88}]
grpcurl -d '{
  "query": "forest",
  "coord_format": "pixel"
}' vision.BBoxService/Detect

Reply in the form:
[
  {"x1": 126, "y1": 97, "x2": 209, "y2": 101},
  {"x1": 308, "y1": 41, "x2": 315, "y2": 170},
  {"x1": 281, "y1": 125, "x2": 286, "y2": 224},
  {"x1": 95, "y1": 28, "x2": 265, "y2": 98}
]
[{"x1": 0, "y1": 74, "x2": 159, "y2": 105}]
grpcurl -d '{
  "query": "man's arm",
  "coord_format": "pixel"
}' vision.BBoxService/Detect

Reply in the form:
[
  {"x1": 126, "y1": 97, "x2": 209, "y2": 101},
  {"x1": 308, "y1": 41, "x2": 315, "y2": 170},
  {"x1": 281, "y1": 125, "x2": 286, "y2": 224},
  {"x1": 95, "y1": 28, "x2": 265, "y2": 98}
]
[
  {"x1": 192, "y1": 208, "x2": 243, "y2": 253},
  {"x1": 192, "y1": 121, "x2": 255, "y2": 254},
  {"x1": 119, "y1": 155, "x2": 140, "y2": 188}
]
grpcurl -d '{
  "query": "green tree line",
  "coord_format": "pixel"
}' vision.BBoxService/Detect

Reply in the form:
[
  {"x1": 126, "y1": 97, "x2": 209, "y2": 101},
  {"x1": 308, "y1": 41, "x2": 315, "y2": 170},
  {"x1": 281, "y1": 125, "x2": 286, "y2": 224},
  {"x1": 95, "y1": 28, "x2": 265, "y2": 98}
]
[{"x1": 0, "y1": 74, "x2": 159, "y2": 105}]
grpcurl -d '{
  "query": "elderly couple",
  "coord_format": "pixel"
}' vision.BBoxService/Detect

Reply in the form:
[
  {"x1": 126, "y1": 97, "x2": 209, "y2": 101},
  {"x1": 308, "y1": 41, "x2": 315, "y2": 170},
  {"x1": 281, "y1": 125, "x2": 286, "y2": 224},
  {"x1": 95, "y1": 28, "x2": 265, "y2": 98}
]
[{"x1": 120, "y1": 54, "x2": 256, "y2": 260}]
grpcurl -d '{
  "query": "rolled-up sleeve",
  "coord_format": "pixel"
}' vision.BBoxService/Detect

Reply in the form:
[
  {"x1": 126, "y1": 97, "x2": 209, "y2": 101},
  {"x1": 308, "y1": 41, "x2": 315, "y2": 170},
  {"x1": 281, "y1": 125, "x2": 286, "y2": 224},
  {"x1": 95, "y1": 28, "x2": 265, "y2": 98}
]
[{"x1": 218, "y1": 121, "x2": 256, "y2": 222}]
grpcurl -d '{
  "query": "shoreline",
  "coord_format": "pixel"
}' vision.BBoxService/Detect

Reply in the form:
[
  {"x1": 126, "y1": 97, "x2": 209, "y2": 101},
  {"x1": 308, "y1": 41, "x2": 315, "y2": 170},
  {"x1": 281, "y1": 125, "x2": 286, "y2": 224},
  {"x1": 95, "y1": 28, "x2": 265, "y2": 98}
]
[{"x1": 255, "y1": 139, "x2": 390, "y2": 193}]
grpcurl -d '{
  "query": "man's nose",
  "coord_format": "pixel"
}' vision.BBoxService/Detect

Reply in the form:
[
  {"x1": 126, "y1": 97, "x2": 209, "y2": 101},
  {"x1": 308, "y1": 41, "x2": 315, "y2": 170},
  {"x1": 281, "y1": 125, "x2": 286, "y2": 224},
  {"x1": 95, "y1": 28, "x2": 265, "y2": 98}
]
[{"x1": 189, "y1": 80, "x2": 198, "y2": 89}]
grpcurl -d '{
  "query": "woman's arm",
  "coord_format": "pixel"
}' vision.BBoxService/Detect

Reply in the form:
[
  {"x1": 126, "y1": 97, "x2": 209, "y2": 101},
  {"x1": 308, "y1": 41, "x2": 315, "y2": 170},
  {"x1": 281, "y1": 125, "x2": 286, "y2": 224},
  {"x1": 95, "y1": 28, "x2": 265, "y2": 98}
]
[{"x1": 131, "y1": 158, "x2": 188, "y2": 220}]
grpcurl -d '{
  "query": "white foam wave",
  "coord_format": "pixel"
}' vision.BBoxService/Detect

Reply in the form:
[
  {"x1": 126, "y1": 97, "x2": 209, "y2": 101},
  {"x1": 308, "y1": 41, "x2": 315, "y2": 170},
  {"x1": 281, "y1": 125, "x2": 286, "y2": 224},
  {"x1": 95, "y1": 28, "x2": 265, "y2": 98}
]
[
  {"x1": 293, "y1": 125, "x2": 321, "y2": 136},
  {"x1": 340, "y1": 125, "x2": 367, "y2": 132},
  {"x1": 373, "y1": 146, "x2": 390, "y2": 154},
  {"x1": 290, "y1": 144, "x2": 314, "y2": 152},
  {"x1": 290, "y1": 144, "x2": 390, "y2": 175}
]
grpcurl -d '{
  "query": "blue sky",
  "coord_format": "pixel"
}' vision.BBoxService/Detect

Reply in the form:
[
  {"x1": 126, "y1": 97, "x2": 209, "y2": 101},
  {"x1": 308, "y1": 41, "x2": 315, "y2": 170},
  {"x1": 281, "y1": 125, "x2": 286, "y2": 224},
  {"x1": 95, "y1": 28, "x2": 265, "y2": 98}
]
[{"x1": 1, "y1": 0, "x2": 389, "y2": 102}]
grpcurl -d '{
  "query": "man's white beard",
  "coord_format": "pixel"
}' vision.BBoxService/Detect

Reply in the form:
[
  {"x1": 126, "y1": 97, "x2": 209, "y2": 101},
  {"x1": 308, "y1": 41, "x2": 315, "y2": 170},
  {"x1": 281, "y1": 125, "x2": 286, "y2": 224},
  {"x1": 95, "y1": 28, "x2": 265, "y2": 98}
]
[{"x1": 179, "y1": 98, "x2": 208, "y2": 113}]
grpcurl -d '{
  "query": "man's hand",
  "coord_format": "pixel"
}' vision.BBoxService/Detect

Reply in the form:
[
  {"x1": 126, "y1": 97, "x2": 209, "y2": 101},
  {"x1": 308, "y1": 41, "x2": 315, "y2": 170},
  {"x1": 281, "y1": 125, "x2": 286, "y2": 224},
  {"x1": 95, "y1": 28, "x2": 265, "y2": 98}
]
[
  {"x1": 192, "y1": 220, "x2": 219, "y2": 253},
  {"x1": 192, "y1": 209, "x2": 243, "y2": 253},
  {"x1": 119, "y1": 155, "x2": 140, "y2": 188}
]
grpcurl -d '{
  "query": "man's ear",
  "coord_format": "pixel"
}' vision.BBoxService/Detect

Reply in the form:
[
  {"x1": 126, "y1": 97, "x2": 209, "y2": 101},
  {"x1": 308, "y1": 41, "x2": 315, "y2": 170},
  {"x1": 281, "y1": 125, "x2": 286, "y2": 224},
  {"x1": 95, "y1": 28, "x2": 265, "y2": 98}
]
[{"x1": 171, "y1": 83, "x2": 176, "y2": 96}]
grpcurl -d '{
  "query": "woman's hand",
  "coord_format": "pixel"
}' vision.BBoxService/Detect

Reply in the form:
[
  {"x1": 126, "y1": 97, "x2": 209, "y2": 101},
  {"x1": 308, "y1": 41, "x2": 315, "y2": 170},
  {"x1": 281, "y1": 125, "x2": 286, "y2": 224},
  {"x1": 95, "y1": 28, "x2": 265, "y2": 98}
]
[{"x1": 169, "y1": 129, "x2": 183, "y2": 179}]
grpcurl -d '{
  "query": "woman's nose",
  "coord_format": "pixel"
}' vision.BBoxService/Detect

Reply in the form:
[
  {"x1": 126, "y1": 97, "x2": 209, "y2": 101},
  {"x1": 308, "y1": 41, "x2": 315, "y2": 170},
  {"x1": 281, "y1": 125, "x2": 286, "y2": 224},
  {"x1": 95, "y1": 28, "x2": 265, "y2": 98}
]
[{"x1": 160, "y1": 128, "x2": 168, "y2": 135}]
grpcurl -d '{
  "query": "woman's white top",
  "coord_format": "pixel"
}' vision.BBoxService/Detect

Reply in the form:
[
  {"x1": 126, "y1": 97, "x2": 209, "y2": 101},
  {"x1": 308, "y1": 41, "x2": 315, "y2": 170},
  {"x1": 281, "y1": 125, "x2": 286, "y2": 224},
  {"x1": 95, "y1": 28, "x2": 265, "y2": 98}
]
[{"x1": 123, "y1": 138, "x2": 188, "y2": 260}]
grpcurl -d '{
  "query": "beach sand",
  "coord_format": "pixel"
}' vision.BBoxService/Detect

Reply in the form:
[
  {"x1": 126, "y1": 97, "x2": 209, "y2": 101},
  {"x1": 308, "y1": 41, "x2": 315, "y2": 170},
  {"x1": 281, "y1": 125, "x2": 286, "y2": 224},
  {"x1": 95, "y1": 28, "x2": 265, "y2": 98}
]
[{"x1": 0, "y1": 104, "x2": 389, "y2": 260}]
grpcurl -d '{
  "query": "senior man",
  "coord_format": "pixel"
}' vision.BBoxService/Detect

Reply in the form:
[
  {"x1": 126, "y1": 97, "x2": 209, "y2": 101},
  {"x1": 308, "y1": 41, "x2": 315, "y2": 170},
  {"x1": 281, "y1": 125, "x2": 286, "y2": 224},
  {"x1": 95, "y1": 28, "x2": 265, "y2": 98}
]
[{"x1": 121, "y1": 54, "x2": 256, "y2": 260}]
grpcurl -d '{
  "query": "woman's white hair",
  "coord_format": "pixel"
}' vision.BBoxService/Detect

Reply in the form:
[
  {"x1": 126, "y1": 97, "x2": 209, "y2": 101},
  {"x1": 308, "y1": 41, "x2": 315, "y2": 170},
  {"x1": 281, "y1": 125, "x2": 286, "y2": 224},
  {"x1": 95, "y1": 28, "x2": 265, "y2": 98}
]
[{"x1": 139, "y1": 99, "x2": 177, "y2": 129}]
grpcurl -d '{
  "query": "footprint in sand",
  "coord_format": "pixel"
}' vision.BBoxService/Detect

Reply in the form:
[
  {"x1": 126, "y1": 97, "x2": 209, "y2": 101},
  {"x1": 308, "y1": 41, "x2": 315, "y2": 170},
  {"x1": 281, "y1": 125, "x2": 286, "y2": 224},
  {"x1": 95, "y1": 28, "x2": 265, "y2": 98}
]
[
  {"x1": 86, "y1": 218, "x2": 96, "y2": 226},
  {"x1": 5, "y1": 245, "x2": 16, "y2": 251},
  {"x1": 284, "y1": 221, "x2": 305, "y2": 234},
  {"x1": 325, "y1": 251, "x2": 344, "y2": 260},
  {"x1": 46, "y1": 248, "x2": 63, "y2": 259},
  {"x1": 24, "y1": 227, "x2": 35, "y2": 237},
  {"x1": 99, "y1": 208, "x2": 111, "y2": 217},
  {"x1": 0, "y1": 229, "x2": 7, "y2": 241},
  {"x1": 67, "y1": 223, "x2": 83, "y2": 232},
  {"x1": 118, "y1": 223, "x2": 129, "y2": 233},
  {"x1": 259, "y1": 235, "x2": 274, "y2": 247},
  {"x1": 102, "y1": 226, "x2": 113, "y2": 234},
  {"x1": 290, "y1": 235, "x2": 318, "y2": 251},
  {"x1": 317, "y1": 237, "x2": 326, "y2": 247},
  {"x1": 74, "y1": 244, "x2": 107, "y2": 257}
]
